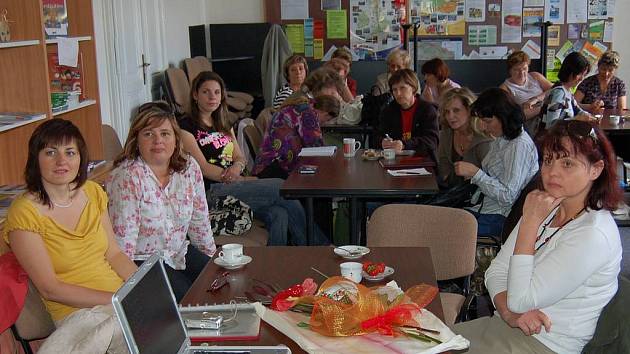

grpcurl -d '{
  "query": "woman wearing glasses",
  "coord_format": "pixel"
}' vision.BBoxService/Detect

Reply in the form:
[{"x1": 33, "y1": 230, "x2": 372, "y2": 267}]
[
  {"x1": 575, "y1": 51, "x2": 627, "y2": 113},
  {"x1": 107, "y1": 102, "x2": 216, "y2": 301},
  {"x1": 455, "y1": 120, "x2": 622, "y2": 354},
  {"x1": 454, "y1": 88, "x2": 539, "y2": 237}
]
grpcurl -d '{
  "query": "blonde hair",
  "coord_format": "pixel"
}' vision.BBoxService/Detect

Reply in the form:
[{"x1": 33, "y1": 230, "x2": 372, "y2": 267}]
[
  {"x1": 386, "y1": 49, "x2": 411, "y2": 69},
  {"x1": 115, "y1": 101, "x2": 187, "y2": 172},
  {"x1": 598, "y1": 51, "x2": 620, "y2": 69},
  {"x1": 438, "y1": 87, "x2": 477, "y2": 128},
  {"x1": 331, "y1": 48, "x2": 352, "y2": 64}
]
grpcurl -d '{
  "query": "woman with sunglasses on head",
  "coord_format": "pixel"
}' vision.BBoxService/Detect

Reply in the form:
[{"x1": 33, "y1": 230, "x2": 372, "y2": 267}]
[
  {"x1": 254, "y1": 67, "x2": 342, "y2": 179},
  {"x1": 454, "y1": 88, "x2": 539, "y2": 237},
  {"x1": 542, "y1": 52, "x2": 594, "y2": 129},
  {"x1": 181, "y1": 71, "x2": 327, "y2": 246},
  {"x1": 4, "y1": 119, "x2": 136, "y2": 353},
  {"x1": 106, "y1": 102, "x2": 216, "y2": 301},
  {"x1": 575, "y1": 51, "x2": 627, "y2": 114},
  {"x1": 455, "y1": 120, "x2": 622, "y2": 353}
]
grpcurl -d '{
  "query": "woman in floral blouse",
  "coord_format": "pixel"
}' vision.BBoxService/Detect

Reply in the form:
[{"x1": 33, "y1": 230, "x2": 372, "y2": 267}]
[
  {"x1": 575, "y1": 51, "x2": 627, "y2": 113},
  {"x1": 253, "y1": 67, "x2": 343, "y2": 179},
  {"x1": 106, "y1": 102, "x2": 216, "y2": 301}
]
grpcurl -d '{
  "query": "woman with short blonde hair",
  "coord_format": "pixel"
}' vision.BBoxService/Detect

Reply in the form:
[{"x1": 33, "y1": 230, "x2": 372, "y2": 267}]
[{"x1": 373, "y1": 48, "x2": 412, "y2": 94}]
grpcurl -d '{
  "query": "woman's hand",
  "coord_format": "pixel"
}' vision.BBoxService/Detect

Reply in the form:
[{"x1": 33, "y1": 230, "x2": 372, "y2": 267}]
[
  {"x1": 591, "y1": 99, "x2": 605, "y2": 114},
  {"x1": 514, "y1": 310, "x2": 552, "y2": 336},
  {"x1": 521, "y1": 189, "x2": 564, "y2": 227},
  {"x1": 575, "y1": 113, "x2": 595, "y2": 122},
  {"x1": 382, "y1": 139, "x2": 404, "y2": 151},
  {"x1": 220, "y1": 165, "x2": 243, "y2": 184},
  {"x1": 453, "y1": 161, "x2": 479, "y2": 179}
]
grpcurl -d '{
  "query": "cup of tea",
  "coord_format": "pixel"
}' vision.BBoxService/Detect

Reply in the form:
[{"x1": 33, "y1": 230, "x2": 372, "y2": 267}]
[
  {"x1": 343, "y1": 138, "x2": 361, "y2": 158},
  {"x1": 383, "y1": 148, "x2": 396, "y2": 160},
  {"x1": 219, "y1": 243, "x2": 244, "y2": 265},
  {"x1": 340, "y1": 262, "x2": 363, "y2": 283}
]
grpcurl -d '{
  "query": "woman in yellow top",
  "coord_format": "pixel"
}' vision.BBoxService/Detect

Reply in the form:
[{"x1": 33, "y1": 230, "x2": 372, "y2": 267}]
[{"x1": 3, "y1": 119, "x2": 137, "y2": 353}]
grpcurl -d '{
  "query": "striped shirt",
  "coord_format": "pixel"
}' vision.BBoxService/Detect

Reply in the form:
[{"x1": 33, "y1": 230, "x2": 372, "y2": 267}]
[
  {"x1": 272, "y1": 84, "x2": 294, "y2": 109},
  {"x1": 470, "y1": 130, "x2": 539, "y2": 216}
]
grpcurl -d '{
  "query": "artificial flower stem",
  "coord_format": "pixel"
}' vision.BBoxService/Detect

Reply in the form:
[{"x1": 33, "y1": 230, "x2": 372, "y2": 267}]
[{"x1": 310, "y1": 266, "x2": 330, "y2": 279}]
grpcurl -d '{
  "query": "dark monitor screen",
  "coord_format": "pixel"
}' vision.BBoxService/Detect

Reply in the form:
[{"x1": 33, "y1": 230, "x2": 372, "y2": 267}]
[{"x1": 120, "y1": 262, "x2": 186, "y2": 354}]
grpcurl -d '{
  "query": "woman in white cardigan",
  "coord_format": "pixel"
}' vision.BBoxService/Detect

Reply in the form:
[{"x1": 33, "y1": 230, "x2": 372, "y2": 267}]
[{"x1": 455, "y1": 120, "x2": 623, "y2": 353}]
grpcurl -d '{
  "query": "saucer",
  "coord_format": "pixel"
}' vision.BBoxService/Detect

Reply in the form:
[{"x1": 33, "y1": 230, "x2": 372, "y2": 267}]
[
  {"x1": 362, "y1": 266, "x2": 395, "y2": 281},
  {"x1": 334, "y1": 245, "x2": 370, "y2": 260},
  {"x1": 213, "y1": 255, "x2": 252, "y2": 270}
]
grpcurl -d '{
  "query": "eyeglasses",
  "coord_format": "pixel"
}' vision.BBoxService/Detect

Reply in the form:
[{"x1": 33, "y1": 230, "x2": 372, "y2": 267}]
[{"x1": 566, "y1": 120, "x2": 599, "y2": 143}]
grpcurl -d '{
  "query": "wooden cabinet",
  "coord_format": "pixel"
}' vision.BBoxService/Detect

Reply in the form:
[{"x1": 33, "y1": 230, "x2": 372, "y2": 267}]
[{"x1": 0, "y1": 0, "x2": 102, "y2": 184}]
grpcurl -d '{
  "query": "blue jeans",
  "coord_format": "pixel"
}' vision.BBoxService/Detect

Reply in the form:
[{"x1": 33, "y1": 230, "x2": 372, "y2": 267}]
[
  {"x1": 467, "y1": 210, "x2": 506, "y2": 237},
  {"x1": 208, "y1": 178, "x2": 329, "y2": 246}
]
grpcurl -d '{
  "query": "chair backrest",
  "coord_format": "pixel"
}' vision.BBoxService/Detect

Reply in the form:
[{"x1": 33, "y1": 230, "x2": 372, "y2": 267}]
[
  {"x1": 184, "y1": 56, "x2": 213, "y2": 85},
  {"x1": 254, "y1": 107, "x2": 273, "y2": 135},
  {"x1": 101, "y1": 124, "x2": 123, "y2": 161},
  {"x1": 243, "y1": 124, "x2": 263, "y2": 158},
  {"x1": 164, "y1": 68, "x2": 191, "y2": 116},
  {"x1": 14, "y1": 281, "x2": 55, "y2": 341},
  {"x1": 367, "y1": 204, "x2": 477, "y2": 281}
]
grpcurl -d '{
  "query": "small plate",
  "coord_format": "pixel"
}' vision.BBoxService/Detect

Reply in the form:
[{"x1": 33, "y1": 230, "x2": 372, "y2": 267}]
[
  {"x1": 362, "y1": 150, "x2": 382, "y2": 161},
  {"x1": 362, "y1": 266, "x2": 395, "y2": 281},
  {"x1": 334, "y1": 245, "x2": 370, "y2": 260},
  {"x1": 213, "y1": 255, "x2": 252, "y2": 270},
  {"x1": 396, "y1": 150, "x2": 416, "y2": 156}
]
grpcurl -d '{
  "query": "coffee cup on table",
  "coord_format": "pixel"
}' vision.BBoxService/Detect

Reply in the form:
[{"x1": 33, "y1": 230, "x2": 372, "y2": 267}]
[
  {"x1": 343, "y1": 138, "x2": 361, "y2": 158},
  {"x1": 218, "y1": 243, "x2": 243, "y2": 265},
  {"x1": 609, "y1": 115, "x2": 620, "y2": 125},
  {"x1": 340, "y1": 262, "x2": 363, "y2": 283},
  {"x1": 383, "y1": 148, "x2": 396, "y2": 160}
]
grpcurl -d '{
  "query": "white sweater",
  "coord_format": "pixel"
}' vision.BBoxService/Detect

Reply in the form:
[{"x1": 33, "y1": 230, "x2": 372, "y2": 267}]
[{"x1": 486, "y1": 208, "x2": 621, "y2": 353}]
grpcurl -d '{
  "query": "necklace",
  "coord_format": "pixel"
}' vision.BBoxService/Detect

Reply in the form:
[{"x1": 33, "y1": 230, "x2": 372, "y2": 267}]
[
  {"x1": 535, "y1": 207, "x2": 586, "y2": 251},
  {"x1": 52, "y1": 197, "x2": 73, "y2": 208}
]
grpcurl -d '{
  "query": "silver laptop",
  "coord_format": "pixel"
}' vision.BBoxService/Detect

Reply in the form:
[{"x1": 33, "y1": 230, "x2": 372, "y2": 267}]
[{"x1": 112, "y1": 253, "x2": 291, "y2": 354}]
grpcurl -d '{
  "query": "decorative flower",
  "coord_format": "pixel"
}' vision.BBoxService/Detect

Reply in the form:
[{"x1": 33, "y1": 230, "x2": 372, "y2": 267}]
[{"x1": 271, "y1": 278, "x2": 317, "y2": 311}]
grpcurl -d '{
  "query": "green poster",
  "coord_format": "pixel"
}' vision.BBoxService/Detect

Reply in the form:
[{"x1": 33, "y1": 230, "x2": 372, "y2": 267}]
[
  {"x1": 326, "y1": 10, "x2": 347, "y2": 39},
  {"x1": 285, "y1": 24, "x2": 305, "y2": 53}
]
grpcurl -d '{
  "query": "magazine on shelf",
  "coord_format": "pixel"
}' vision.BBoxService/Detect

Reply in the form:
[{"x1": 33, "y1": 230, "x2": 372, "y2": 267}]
[
  {"x1": 48, "y1": 52, "x2": 84, "y2": 99},
  {"x1": 43, "y1": 0, "x2": 69, "y2": 38}
]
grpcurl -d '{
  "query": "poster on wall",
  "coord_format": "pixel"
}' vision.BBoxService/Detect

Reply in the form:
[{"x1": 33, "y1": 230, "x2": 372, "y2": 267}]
[
  {"x1": 465, "y1": 0, "x2": 485, "y2": 22},
  {"x1": 544, "y1": 0, "x2": 565, "y2": 24},
  {"x1": 415, "y1": 39, "x2": 463, "y2": 60},
  {"x1": 523, "y1": 8, "x2": 543, "y2": 37},
  {"x1": 588, "y1": 0, "x2": 608, "y2": 20},
  {"x1": 468, "y1": 25, "x2": 497, "y2": 45},
  {"x1": 524, "y1": 0, "x2": 544, "y2": 6},
  {"x1": 409, "y1": 0, "x2": 465, "y2": 36},
  {"x1": 566, "y1": 0, "x2": 588, "y2": 23},
  {"x1": 501, "y1": 0, "x2": 523, "y2": 44},
  {"x1": 281, "y1": 0, "x2": 309, "y2": 20},
  {"x1": 349, "y1": 0, "x2": 403, "y2": 60}
]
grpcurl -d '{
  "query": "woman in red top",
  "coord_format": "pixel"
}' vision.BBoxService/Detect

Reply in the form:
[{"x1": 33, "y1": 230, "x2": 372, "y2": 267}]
[{"x1": 377, "y1": 69, "x2": 439, "y2": 163}]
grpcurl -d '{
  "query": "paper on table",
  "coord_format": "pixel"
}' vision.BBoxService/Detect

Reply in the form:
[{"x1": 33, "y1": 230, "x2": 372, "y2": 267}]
[
  {"x1": 387, "y1": 168, "x2": 431, "y2": 177},
  {"x1": 57, "y1": 37, "x2": 79, "y2": 67},
  {"x1": 254, "y1": 303, "x2": 470, "y2": 354},
  {"x1": 298, "y1": 146, "x2": 337, "y2": 157}
]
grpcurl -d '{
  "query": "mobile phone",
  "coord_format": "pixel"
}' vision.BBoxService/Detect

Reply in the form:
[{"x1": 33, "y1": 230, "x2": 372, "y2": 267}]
[{"x1": 298, "y1": 165, "x2": 318, "y2": 174}]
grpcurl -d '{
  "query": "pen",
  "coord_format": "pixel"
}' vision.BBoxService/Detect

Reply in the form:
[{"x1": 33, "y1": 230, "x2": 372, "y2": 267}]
[{"x1": 385, "y1": 133, "x2": 393, "y2": 141}]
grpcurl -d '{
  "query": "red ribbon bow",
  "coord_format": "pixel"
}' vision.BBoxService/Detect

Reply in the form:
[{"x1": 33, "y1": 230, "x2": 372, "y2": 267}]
[{"x1": 360, "y1": 303, "x2": 420, "y2": 336}]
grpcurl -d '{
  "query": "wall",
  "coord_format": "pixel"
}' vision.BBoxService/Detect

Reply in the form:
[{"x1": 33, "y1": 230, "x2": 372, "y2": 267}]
[{"x1": 612, "y1": 0, "x2": 630, "y2": 84}]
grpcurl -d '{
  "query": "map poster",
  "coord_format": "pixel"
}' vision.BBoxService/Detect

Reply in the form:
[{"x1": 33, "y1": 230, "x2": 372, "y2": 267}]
[
  {"x1": 349, "y1": 0, "x2": 403, "y2": 60},
  {"x1": 415, "y1": 39, "x2": 462, "y2": 60},
  {"x1": 409, "y1": 0, "x2": 465, "y2": 36}
]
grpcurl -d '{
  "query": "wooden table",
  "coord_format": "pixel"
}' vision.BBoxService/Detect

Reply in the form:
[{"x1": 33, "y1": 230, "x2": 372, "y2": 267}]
[
  {"x1": 320, "y1": 122, "x2": 374, "y2": 148},
  {"x1": 599, "y1": 109, "x2": 630, "y2": 135},
  {"x1": 281, "y1": 150, "x2": 438, "y2": 245},
  {"x1": 181, "y1": 246, "x2": 444, "y2": 354}
]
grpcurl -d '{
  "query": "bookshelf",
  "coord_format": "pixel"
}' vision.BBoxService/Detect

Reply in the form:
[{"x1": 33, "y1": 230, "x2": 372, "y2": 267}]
[{"x1": 0, "y1": 0, "x2": 103, "y2": 184}]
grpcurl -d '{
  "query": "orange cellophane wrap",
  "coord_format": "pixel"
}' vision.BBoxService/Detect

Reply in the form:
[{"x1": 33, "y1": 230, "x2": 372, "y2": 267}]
[{"x1": 302, "y1": 276, "x2": 438, "y2": 337}]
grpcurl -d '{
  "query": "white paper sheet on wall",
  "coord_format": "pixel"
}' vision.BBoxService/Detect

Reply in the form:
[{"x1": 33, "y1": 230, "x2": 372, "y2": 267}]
[
  {"x1": 545, "y1": 0, "x2": 565, "y2": 24},
  {"x1": 521, "y1": 40, "x2": 541, "y2": 59},
  {"x1": 281, "y1": 0, "x2": 309, "y2": 20},
  {"x1": 566, "y1": 0, "x2": 588, "y2": 23},
  {"x1": 478, "y1": 46, "x2": 508, "y2": 59},
  {"x1": 57, "y1": 37, "x2": 79, "y2": 67}
]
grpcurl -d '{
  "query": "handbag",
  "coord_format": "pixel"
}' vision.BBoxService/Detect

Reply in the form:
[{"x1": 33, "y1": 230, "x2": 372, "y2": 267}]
[
  {"x1": 207, "y1": 195, "x2": 253, "y2": 236},
  {"x1": 425, "y1": 181, "x2": 479, "y2": 209}
]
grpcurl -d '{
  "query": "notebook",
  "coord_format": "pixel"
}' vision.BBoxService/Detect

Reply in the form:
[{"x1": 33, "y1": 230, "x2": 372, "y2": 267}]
[
  {"x1": 112, "y1": 253, "x2": 291, "y2": 354},
  {"x1": 298, "y1": 146, "x2": 337, "y2": 157},
  {"x1": 379, "y1": 156, "x2": 436, "y2": 169}
]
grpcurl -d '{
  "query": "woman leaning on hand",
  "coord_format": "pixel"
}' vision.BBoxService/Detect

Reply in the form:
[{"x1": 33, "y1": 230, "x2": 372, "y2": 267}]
[
  {"x1": 4, "y1": 119, "x2": 136, "y2": 353},
  {"x1": 106, "y1": 102, "x2": 216, "y2": 301},
  {"x1": 455, "y1": 120, "x2": 622, "y2": 353},
  {"x1": 576, "y1": 51, "x2": 627, "y2": 113}
]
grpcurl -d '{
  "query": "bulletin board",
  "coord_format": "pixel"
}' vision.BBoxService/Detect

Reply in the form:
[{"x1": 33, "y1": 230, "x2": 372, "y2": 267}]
[{"x1": 265, "y1": 0, "x2": 617, "y2": 67}]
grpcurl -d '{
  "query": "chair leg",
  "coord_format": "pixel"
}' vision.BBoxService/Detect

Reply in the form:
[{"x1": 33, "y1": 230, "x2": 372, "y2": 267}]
[{"x1": 10, "y1": 325, "x2": 33, "y2": 354}]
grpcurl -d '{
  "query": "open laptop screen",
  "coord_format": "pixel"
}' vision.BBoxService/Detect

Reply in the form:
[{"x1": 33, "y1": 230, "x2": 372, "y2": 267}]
[{"x1": 119, "y1": 260, "x2": 187, "y2": 354}]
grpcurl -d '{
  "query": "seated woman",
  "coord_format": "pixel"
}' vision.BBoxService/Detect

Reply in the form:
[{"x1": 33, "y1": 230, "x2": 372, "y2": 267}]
[
  {"x1": 331, "y1": 47, "x2": 357, "y2": 97},
  {"x1": 455, "y1": 88, "x2": 539, "y2": 237},
  {"x1": 106, "y1": 102, "x2": 216, "y2": 301},
  {"x1": 254, "y1": 67, "x2": 342, "y2": 179},
  {"x1": 500, "y1": 51, "x2": 553, "y2": 134},
  {"x1": 437, "y1": 87, "x2": 492, "y2": 189},
  {"x1": 421, "y1": 58, "x2": 461, "y2": 105},
  {"x1": 377, "y1": 68, "x2": 439, "y2": 163},
  {"x1": 324, "y1": 58, "x2": 354, "y2": 103},
  {"x1": 373, "y1": 48, "x2": 411, "y2": 95},
  {"x1": 455, "y1": 120, "x2": 622, "y2": 353},
  {"x1": 4, "y1": 119, "x2": 137, "y2": 353},
  {"x1": 181, "y1": 71, "x2": 325, "y2": 246},
  {"x1": 272, "y1": 54, "x2": 308, "y2": 110},
  {"x1": 576, "y1": 51, "x2": 627, "y2": 113},
  {"x1": 542, "y1": 52, "x2": 594, "y2": 129}
]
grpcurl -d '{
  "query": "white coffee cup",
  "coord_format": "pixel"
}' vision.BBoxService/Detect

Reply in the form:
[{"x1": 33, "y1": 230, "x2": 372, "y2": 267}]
[
  {"x1": 340, "y1": 262, "x2": 363, "y2": 283},
  {"x1": 343, "y1": 138, "x2": 361, "y2": 158},
  {"x1": 383, "y1": 148, "x2": 396, "y2": 160},
  {"x1": 609, "y1": 115, "x2": 620, "y2": 125},
  {"x1": 218, "y1": 243, "x2": 243, "y2": 264}
]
